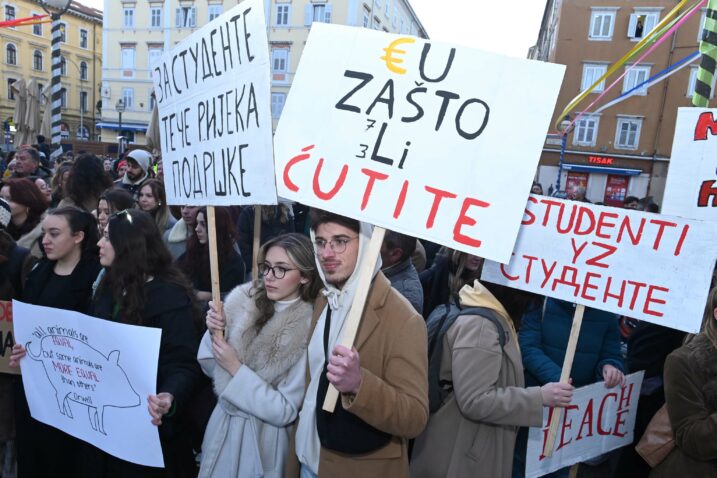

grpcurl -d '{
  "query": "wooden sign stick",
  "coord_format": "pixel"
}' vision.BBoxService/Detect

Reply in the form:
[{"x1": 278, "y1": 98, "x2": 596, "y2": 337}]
[
  {"x1": 251, "y1": 206, "x2": 262, "y2": 282},
  {"x1": 322, "y1": 226, "x2": 386, "y2": 413},
  {"x1": 542, "y1": 304, "x2": 585, "y2": 458},
  {"x1": 207, "y1": 206, "x2": 223, "y2": 338}
]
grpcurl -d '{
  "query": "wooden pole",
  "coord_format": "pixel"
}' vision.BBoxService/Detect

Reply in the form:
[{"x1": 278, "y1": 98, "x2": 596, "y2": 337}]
[
  {"x1": 206, "y1": 206, "x2": 223, "y2": 338},
  {"x1": 542, "y1": 304, "x2": 585, "y2": 458},
  {"x1": 322, "y1": 226, "x2": 386, "y2": 413},
  {"x1": 251, "y1": 205, "x2": 262, "y2": 282}
]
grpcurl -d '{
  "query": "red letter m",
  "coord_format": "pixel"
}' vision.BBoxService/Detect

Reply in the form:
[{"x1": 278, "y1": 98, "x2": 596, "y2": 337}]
[{"x1": 694, "y1": 112, "x2": 717, "y2": 141}]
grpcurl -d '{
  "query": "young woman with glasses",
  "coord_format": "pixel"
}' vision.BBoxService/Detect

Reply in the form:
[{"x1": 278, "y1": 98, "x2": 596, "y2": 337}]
[{"x1": 197, "y1": 233, "x2": 321, "y2": 478}]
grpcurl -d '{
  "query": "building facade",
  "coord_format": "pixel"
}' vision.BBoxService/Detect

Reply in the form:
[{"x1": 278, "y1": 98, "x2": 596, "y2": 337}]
[
  {"x1": 100, "y1": 0, "x2": 427, "y2": 145},
  {"x1": 1, "y1": 0, "x2": 102, "y2": 146},
  {"x1": 531, "y1": 0, "x2": 706, "y2": 207}
]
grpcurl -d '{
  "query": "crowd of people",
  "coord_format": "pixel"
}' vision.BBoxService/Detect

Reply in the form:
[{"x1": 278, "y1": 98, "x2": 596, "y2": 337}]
[{"x1": 0, "y1": 145, "x2": 714, "y2": 478}]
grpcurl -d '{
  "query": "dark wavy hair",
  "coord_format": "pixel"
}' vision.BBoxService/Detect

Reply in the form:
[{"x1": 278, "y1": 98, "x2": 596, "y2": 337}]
[
  {"x1": 2, "y1": 177, "x2": 49, "y2": 239},
  {"x1": 47, "y1": 206, "x2": 99, "y2": 259},
  {"x1": 51, "y1": 161, "x2": 72, "y2": 203},
  {"x1": 66, "y1": 154, "x2": 114, "y2": 210},
  {"x1": 180, "y1": 207, "x2": 237, "y2": 290},
  {"x1": 98, "y1": 209, "x2": 198, "y2": 325},
  {"x1": 98, "y1": 188, "x2": 134, "y2": 214}
]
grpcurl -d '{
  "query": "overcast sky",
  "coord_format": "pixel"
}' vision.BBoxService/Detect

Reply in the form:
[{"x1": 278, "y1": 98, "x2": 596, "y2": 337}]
[{"x1": 80, "y1": 0, "x2": 545, "y2": 58}]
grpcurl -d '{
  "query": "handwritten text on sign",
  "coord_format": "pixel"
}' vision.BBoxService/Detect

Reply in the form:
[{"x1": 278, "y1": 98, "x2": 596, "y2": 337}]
[
  {"x1": 152, "y1": 0, "x2": 276, "y2": 206},
  {"x1": 274, "y1": 24, "x2": 565, "y2": 264},
  {"x1": 13, "y1": 301, "x2": 163, "y2": 467},
  {"x1": 663, "y1": 107, "x2": 717, "y2": 221},
  {"x1": 482, "y1": 196, "x2": 717, "y2": 332},
  {"x1": 0, "y1": 301, "x2": 17, "y2": 375},
  {"x1": 526, "y1": 372, "x2": 644, "y2": 478}
]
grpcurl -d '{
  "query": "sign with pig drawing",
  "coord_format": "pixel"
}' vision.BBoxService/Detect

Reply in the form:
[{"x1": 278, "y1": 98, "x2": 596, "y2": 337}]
[{"x1": 12, "y1": 300, "x2": 164, "y2": 467}]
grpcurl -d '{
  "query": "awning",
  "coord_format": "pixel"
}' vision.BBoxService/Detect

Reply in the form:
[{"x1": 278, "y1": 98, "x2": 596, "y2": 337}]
[
  {"x1": 563, "y1": 164, "x2": 643, "y2": 176},
  {"x1": 96, "y1": 122, "x2": 148, "y2": 132}
]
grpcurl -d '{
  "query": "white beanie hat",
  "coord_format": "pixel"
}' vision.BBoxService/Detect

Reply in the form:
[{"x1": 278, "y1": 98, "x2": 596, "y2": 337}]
[
  {"x1": 0, "y1": 198, "x2": 11, "y2": 230},
  {"x1": 126, "y1": 149, "x2": 151, "y2": 173}
]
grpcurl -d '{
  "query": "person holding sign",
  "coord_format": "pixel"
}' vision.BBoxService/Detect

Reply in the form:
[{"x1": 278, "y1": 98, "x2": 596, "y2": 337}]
[
  {"x1": 291, "y1": 210, "x2": 428, "y2": 478},
  {"x1": 87, "y1": 209, "x2": 201, "y2": 477},
  {"x1": 650, "y1": 286, "x2": 717, "y2": 477},
  {"x1": 197, "y1": 233, "x2": 321, "y2": 478}
]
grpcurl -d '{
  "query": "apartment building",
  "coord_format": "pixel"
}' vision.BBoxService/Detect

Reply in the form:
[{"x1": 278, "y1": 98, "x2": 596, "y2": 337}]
[{"x1": 99, "y1": 0, "x2": 427, "y2": 144}]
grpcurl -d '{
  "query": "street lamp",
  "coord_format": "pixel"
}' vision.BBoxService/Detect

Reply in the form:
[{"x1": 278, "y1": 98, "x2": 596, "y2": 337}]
[
  {"x1": 556, "y1": 116, "x2": 573, "y2": 194},
  {"x1": 115, "y1": 98, "x2": 125, "y2": 154},
  {"x1": 39, "y1": 0, "x2": 72, "y2": 158}
]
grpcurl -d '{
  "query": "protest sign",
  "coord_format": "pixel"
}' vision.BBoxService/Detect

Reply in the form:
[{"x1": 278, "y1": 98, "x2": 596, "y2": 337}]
[
  {"x1": 273, "y1": 23, "x2": 565, "y2": 264},
  {"x1": 663, "y1": 107, "x2": 717, "y2": 221},
  {"x1": 526, "y1": 372, "x2": 645, "y2": 478},
  {"x1": 0, "y1": 300, "x2": 17, "y2": 375},
  {"x1": 13, "y1": 300, "x2": 163, "y2": 468},
  {"x1": 152, "y1": 0, "x2": 276, "y2": 206},
  {"x1": 482, "y1": 195, "x2": 717, "y2": 333}
]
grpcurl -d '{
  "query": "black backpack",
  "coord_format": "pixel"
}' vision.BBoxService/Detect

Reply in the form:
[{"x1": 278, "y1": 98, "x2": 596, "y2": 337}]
[{"x1": 426, "y1": 297, "x2": 508, "y2": 413}]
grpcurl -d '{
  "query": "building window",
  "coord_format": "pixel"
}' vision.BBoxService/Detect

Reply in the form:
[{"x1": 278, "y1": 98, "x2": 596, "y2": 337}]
[
  {"x1": 80, "y1": 61, "x2": 88, "y2": 80},
  {"x1": 4, "y1": 5, "x2": 15, "y2": 24},
  {"x1": 123, "y1": 8, "x2": 134, "y2": 28},
  {"x1": 589, "y1": 9, "x2": 615, "y2": 40},
  {"x1": 573, "y1": 115, "x2": 600, "y2": 146},
  {"x1": 363, "y1": 7, "x2": 370, "y2": 27},
  {"x1": 6, "y1": 44, "x2": 17, "y2": 65},
  {"x1": 151, "y1": 7, "x2": 162, "y2": 27},
  {"x1": 33, "y1": 50, "x2": 42, "y2": 70},
  {"x1": 60, "y1": 88, "x2": 67, "y2": 108},
  {"x1": 59, "y1": 22, "x2": 67, "y2": 42},
  {"x1": 271, "y1": 93, "x2": 286, "y2": 118},
  {"x1": 581, "y1": 63, "x2": 607, "y2": 92},
  {"x1": 305, "y1": 4, "x2": 331, "y2": 25},
  {"x1": 615, "y1": 117, "x2": 642, "y2": 150},
  {"x1": 208, "y1": 5, "x2": 222, "y2": 22},
  {"x1": 687, "y1": 65, "x2": 716, "y2": 97},
  {"x1": 122, "y1": 88, "x2": 134, "y2": 109},
  {"x1": 628, "y1": 11, "x2": 659, "y2": 40},
  {"x1": 80, "y1": 91, "x2": 88, "y2": 113},
  {"x1": 32, "y1": 14, "x2": 42, "y2": 35},
  {"x1": 60, "y1": 55, "x2": 67, "y2": 76},
  {"x1": 7, "y1": 79, "x2": 16, "y2": 100},
  {"x1": 623, "y1": 65, "x2": 650, "y2": 95},
  {"x1": 272, "y1": 49, "x2": 288, "y2": 73},
  {"x1": 276, "y1": 4, "x2": 290, "y2": 26},
  {"x1": 176, "y1": 7, "x2": 197, "y2": 28},
  {"x1": 77, "y1": 125, "x2": 89, "y2": 139},
  {"x1": 121, "y1": 47, "x2": 135, "y2": 69},
  {"x1": 148, "y1": 48, "x2": 163, "y2": 68},
  {"x1": 80, "y1": 29, "x2": 88, "y2": 48}
]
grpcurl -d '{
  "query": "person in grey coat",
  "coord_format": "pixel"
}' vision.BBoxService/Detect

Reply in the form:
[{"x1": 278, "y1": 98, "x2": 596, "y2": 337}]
[{"x1": 380, "y1": 230, "x2": 424, "y2": 314}]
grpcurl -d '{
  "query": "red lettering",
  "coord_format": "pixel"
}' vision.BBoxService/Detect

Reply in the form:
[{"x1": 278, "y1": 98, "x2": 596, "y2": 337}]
[
  {"x1": 649, "y1": 219, "x2": 678, "y2": 251},
  {"x1": 540, "y1": 259, "x2": 558, "y2": 288},
  {"x1": 556, "y1": 203, "x2": 577, "y2": 234},
  {"x1": 283, "y1": 145, "x2": 314, "y2": 192},
  {"x1": 523, "y1": 196, "x2": 538, "y2": 225},
  {"x1": 698, "y1": 180, "x2": 717, "y2": 207},
  {"x1": 453, "y1": 197, "x2": 490, "y2": 248},
  {"x1": 673, "y1": 224, "x2": 689, "y2": 256},
  {"x1": 644, "y1": 285, "x2": 669, "y2": 317},
  {"x1": 539, "y1": 407, "x2": 557, "y2": 461},
  {"x1": 613, "y1": 409, "x2": 628, "y2": 438},
  {"x1": 556, "y1": 405, "x2": 579, "y2": 451},
  {"x1": 618, "y1": 383, "x2": 634, "y2": 410},
  {"x1": 617, "y1": 216, "x2": 646, "y2": 246},
  {"x1": 0, "y1": 301, "x2": 11, "y2": 322},
  {"x1": 552, "y1": 266, "x2": 580, "y2": 296},
  {"x1": 570, "y1": 238, "x2": 588, "y2": 264},
  {"x1": 627, "y1": 280, "x2": 647, "y2": 310},
  {"x1": 424, "y1": 186, "x2": 458, "y2": 229},
  {"x1": 581, "y1": 272, "x2": 602, "y2": 301},
  {"x1": 603, "y1": 277, "x2": 626, "y2": 307},
  {"x1": 576, "y1": 398, "x2": 595, "y2": 440},
  {"x1": 597, "y1": 393, "x2": 617, "y2": 435},
  {"x1": 574, "y1": 206, "x2": 596, "y2": 235},
  {"x1": 393, "y1": 180, "x2": 409, "y2": 219},
  {"x1": 585, "y1": 242, "x2": 617, "y2": 269},
  {"x1": 694, "y1": 111, "x2": 717, "y2": 140},
  {"x1": 539, "y1": 199, "x2": 563, "y2": 227},
  {"x1": 524, "y1": 255, "x2": 538, "y2": 283},
  {"x1": 312, "y1": 158, "x2": 348, "y2": 200},
  {"x1": 359, "y1": 168, "x2": 389, "y2": 211},
  {"x1": 52, "y1": 361, "x2": 73, "y2": 376},
  {"x1": 595, "y1": 212, "x2": 618, "y2": 240},
  {"x1": 500, "y1": 258, "x2": 520, "y2": 281}
]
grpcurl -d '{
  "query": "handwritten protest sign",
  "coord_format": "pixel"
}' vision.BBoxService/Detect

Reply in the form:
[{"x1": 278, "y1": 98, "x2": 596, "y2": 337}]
[
  {"x1": 0, "y1": 301, "x2": 17, "y2": 375},
  {"x1": 152, "y1": 0, "x2": 276, "y2": 206},
  {"x1": 482, "y1": 195, "x2": 717, "y2": 333},
  {"x1": 13, "y1": 300, "x2": 163, "y2": 467},
  {"x1": 663, "y1": 107, "x2": 717, "y2": 221},
  {"x1": 273, "y1": 24, "x2": 565, "y2": 264},
  {"x1": 526, "y1": 372, "x2": 644, "y2": 477}
]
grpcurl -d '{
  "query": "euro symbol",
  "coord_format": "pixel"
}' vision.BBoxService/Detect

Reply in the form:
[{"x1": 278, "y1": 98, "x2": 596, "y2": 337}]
[{"x1": 380, "y1": 37, "x2": 416, "y2": 75}]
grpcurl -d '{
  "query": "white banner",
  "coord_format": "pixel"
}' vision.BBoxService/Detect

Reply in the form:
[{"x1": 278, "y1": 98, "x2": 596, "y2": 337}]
[
  {"x1": 526, "y1": 372, "x2": 645, "y2": 477},
  {"x1": 663, "y1": 107, "x2": 717, "y2": 221},
  {"x1": 482, "y1": 195, "x2": 717, "y2": 332},
  {"x1": 274, "y1": 24, "x2": 565, "y2": 264},
  {"x1": 13, "y1": 301, "x2": 163, "y2": 468},
  {"x1": 153, "y1": 0, "x2": 277, "y2": 206}
]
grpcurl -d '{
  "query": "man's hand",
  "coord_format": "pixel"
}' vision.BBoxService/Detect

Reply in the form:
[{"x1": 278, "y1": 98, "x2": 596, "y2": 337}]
[{"x1": 327, "y1": 345, "x2": 362, "y2": 394}]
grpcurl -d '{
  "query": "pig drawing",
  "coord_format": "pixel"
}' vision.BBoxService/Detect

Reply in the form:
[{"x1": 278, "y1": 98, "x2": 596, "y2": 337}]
[{"x1": 25, "y1": 335, "x2": 141, "y2": 435}]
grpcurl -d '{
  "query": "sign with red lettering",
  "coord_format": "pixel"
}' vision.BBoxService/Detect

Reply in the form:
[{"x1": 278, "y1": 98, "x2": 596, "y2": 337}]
[
  {"x1": 482, "y1": 195, "x2": 717, "y2": 332},
  {"x1": 663, "y1": 107, "x2": 717, "y2": 221},
  {"x1": 588, "y1": 155, "x2": 614, "y2": 165},
  {"x1": 526, "y1": 372, "x2": 644, "y2": 477},
  {"x1": 0, "y1": 300, "x2": 17, "y2": 375},
  {"x1": 273, "y1": 24, "x2": 565, "y2": 263}
]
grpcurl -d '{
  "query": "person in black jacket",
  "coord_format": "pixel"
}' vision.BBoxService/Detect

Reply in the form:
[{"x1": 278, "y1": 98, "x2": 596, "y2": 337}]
[
  {"x1": 89, "y1": 209, "x2": 201, "y2": 477},
  {"x1": 9, "y1": 206, "x2": 101, "y2": 478}
]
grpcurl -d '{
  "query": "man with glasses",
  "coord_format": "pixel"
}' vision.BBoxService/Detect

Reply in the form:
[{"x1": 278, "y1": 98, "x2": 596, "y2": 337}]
[{"x1": 291, "y1": 209, "x2": 428, "y2": 478}]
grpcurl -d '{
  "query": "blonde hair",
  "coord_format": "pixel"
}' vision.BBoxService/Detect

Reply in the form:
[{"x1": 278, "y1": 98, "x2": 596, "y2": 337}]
[{"x1": 448, "y1": 250, "x2": 483, "y2": 299}]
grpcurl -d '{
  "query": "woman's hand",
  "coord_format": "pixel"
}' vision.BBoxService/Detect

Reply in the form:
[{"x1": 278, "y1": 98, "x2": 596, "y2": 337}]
[
  {"x1": 212, "y1": 334, "x2": 241, "y2": 376},
  {"x1": 9, "y1": 344, "x2": 26, "y2": 367},
  {"x1": 540, "y1": 380, "x2": 574, "y2": 407},
  {"x1": 205, "y1": 300, "x2": 225, "y2": 334},
  {"x1": 147, "y1": 392, "x2": 174, "y2": 426},
  {"x1": 602, "y1": 364, "x2": 625, "y2": 388}
]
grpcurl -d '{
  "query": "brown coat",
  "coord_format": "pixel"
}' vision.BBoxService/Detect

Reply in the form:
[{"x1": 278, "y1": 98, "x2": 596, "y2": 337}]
[
  {"x1": 410, "y1": 282, "x2": 543, "y2": 478},
  {"x1": 286, "y1": 272, "x2": 429, "y2": 478},
  {"x1": 650, "y1": 334, "x2": 717, "y2": 478}
]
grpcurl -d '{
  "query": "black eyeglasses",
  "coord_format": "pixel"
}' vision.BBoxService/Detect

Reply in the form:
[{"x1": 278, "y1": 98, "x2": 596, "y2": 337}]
[
  {"x1": 313, "y1": 236, "x2": 358, "y2": 254},
  {"x1": 258, "y1": 263, "x2": 295, "y2": 279}
]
